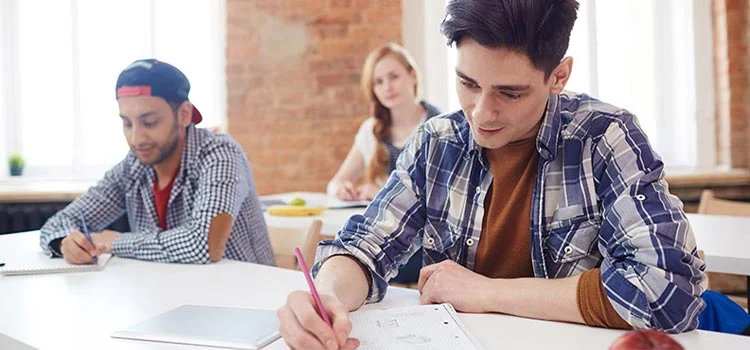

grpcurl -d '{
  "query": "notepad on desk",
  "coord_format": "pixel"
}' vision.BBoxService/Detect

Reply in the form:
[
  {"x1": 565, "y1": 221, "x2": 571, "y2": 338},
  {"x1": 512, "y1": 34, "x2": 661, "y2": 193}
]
[
  {"x1": 0, "y1": 253, "x2": 112, "y2": 276},
  {"x1": 350, "y1": 303, "x2": 481, "y2": 350},
  {"x1": 112, "y1": 305, "x2": 280, "y2": 349},
  {"x1": 327, "y1": 196, "x2": 370, "y2": 209}
]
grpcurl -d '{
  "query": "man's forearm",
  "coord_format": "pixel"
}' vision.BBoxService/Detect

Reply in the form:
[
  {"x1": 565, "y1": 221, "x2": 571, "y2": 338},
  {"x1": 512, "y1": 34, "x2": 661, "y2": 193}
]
[
  {"x1": 488, "y1": 275, "x2": 584, "y2": 324},
  {"x1": 314, "y1": 255, "x2": 371, "y2": 311},
  {"x1": 207, "y1": 213, "x2": 233, "y2": 262}
]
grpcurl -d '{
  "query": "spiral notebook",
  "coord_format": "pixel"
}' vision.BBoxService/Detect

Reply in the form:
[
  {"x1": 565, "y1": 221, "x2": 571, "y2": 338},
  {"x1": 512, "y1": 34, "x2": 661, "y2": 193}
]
[
  {"x1": 349, "y1": 303, "x2": 482, "y2": 350},
  {"x1": 0, "y1": 253, "x2": 112, "y2": 276}
]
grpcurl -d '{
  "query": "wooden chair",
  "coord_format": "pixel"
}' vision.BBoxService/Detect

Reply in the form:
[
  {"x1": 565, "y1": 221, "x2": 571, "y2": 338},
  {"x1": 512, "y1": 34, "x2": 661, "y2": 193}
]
[
  {"x1": 697, "y1": 190, "x2": 749, "y2": 311},
  {"x1": 268, "y1": 220, "x2": 326, "y2": 270},
  {"x1": 698, "y1": 189, "x2": 750, "y2": 217}
]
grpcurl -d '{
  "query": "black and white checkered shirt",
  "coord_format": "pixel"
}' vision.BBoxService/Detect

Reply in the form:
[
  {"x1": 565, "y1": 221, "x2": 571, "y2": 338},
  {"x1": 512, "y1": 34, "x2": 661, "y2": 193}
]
[{"x1": 39, "y1": 125, "x2": 275, "y2": 265}]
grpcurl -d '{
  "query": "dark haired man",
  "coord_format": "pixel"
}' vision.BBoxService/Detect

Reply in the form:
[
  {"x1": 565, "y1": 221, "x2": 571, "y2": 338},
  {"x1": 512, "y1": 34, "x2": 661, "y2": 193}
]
[
  {"x1": 40, "y1": 59, "x2": 274, "y2": 266},
  {"x1": 277, "y1": 1, "x2": 706, "y2": 349}
]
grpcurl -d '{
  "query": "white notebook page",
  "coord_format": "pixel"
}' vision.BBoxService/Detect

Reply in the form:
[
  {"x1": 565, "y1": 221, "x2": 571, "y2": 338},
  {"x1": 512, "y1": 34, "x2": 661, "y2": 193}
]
[
  {"x1": 349, "y1": 303, "x2": 481, "y2": 350},
  {"x1": 0, "y1": 252, "x2": 112, "y2": 276}
]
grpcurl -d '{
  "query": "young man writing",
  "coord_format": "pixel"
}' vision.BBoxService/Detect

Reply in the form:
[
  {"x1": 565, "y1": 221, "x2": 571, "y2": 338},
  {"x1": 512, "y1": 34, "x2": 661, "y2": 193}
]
[
  {"x1": 40, "y1": 59, "x2": 274, "y2": 265},
  {"x1": 277, "y1": 1, "x2": 706, "y2": 348}
]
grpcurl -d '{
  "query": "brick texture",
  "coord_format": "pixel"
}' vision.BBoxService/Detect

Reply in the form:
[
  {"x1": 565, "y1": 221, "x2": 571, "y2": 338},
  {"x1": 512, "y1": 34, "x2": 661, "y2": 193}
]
[
  {"x1": 713, "y1": 0, "x2": 750, "y2": 168},
  {"x1": 226, "y1": 0, "x2": 402, "y2": 194}
]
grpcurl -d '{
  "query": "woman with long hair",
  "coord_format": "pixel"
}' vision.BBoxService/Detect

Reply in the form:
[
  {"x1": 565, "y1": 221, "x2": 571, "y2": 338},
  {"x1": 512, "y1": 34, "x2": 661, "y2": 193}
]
[{"x1": 327, "y1": 43, "x2": 442, "y2": 202}]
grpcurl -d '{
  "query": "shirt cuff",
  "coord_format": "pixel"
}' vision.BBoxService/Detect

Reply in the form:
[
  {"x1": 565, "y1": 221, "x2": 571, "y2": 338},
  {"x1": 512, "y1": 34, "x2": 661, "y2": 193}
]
[
  {"x1": 577, "y1": 268, "x2": 633, "y2": 329},
  {"x1": 313, "y1": 243, "x2": 383, "y2": 304},
  {"x1": 111, "y1": 233, "x2": 139, "y2": 257},
  {"x1": 48, "y1": 237, "x2": 64, "y2": 257}
]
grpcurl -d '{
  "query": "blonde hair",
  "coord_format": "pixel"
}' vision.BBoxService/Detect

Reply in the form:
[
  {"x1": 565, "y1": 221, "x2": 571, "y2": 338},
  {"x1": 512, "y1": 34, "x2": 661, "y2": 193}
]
[{"x1": 360, "y1": 43, "x2": 420, "y2": 184}]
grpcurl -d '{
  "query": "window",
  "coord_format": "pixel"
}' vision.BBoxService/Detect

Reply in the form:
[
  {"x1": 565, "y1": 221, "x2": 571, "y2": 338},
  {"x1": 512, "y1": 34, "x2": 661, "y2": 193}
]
[
  {"x1": 0, "y1": 0, "x2": 226, "y2": 179},
  {"x1": 563, "y1": 0, "x2": 714, "y2": 168},
  {"x1": 432, "y1": 0, "x2": 714, "y2": 168}
]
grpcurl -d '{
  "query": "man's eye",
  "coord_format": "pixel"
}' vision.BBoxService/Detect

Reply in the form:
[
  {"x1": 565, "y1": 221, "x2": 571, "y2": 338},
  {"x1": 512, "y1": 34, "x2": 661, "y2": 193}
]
[
  {"x1": 460, "y1": 80, "x2": 478, "y2": 89},
  {"x1": 501, "y1": 92, "x2": 521, "y2": 100}
]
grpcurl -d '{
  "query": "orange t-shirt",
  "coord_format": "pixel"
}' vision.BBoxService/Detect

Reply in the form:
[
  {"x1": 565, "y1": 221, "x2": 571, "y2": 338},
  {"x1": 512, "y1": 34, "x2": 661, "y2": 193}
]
[
  {"x1": 475, "y1": 137, "x2": 630, "y2": 329},
  {"x1": 474, "y1": 137, "x2": 537, "y2": 278}
]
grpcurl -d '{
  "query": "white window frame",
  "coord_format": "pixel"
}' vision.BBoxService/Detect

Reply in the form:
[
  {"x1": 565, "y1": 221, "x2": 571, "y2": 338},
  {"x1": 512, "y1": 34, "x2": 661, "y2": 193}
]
[
  {"x1": 0, "y1": 0, "x2": 227, "y2": 180},
  {"x1": 405, "y1": 0, "x2": 716, "y2": 168}
]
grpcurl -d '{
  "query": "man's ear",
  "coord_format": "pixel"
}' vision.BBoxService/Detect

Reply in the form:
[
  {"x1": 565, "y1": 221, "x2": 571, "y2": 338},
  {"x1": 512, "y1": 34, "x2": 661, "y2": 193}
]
[
  {"x1": 549, "y1": 56, "x2": 573, "y2": 94},
  {"x1": 178, "y1": 101, "x2": 193, "y2": 127}
]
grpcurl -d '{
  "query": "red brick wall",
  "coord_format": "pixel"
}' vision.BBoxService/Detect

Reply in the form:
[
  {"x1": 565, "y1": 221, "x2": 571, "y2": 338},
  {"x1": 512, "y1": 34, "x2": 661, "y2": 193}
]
[
  {"x1": 226, "y1": 0, "x2": 402, "y2": 194},
  {"x1": 713, "y1": 0, "x2": 750, "y2": 168}
]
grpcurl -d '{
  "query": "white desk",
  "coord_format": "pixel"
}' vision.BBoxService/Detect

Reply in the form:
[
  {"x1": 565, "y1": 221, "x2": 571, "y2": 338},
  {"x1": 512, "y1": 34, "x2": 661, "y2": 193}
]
[
  {"x1": 1, "y1": 231, "x2": 748, "y2": 349},
  {"x1": 260, "y1": 192, "x2": 363, "y2": 236},
  {"x1": 686, "y1": 213, "x2": 750, "y2": 276},
  {"x1": 687, "y1": 213, "x2": 750, "y2": 312}
]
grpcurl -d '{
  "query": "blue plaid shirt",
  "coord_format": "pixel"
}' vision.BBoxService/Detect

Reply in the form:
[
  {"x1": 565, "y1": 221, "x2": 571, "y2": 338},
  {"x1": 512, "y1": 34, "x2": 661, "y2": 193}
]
[
  {"x1": 40, "y1": 125, "x2": 275, "y2": 265},
  {"x1": 316, "y1": 92, "x2": 707, "y2": 333}
]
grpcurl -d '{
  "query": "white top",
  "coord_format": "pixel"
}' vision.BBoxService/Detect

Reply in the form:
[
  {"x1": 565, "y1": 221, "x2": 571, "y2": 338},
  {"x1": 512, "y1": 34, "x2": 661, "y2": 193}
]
[
  {"x1": 0, "y1": 231, "x2": 748, "y2": 349},
  {"x1": 354, "y1": 117, "x2": 379, "y2": 166},
  {"x1": 356, "y1": 118, "x2": 412, "y2": 166},
  {"x1": 354, "y1": 117, "x2": 423, "y2": 166}
]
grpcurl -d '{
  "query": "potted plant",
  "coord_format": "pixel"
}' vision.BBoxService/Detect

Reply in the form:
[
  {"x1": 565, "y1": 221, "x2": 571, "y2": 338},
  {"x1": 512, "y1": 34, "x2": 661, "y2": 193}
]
[{"x1": 8, "y1": 153, "x2": 24, "y2": 176}]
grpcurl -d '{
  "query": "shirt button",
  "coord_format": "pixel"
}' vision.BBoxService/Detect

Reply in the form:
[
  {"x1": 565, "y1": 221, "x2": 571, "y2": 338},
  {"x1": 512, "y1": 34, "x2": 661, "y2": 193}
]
[
  {"x1": 466, "y1": 238, "x2": 475, "y2": 246},
  {"x1": 476, "y1": 186, "x2": 481, "y2": 194},
  {"x1": 564, "y1": 246, "x2": 573, "y2": 255},
  {"x1": 426, "y1": 237, "x2": 435, "y2": 245},
  {"x1": 635, "y1": 194, "x2": 646, "y2": 201}
]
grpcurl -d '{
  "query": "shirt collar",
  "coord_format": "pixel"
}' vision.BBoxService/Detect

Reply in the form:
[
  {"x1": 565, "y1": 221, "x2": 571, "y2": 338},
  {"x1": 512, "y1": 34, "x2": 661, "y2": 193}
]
[{"x1": 536, "y1": 94, "x2": 561, "y2": 161}]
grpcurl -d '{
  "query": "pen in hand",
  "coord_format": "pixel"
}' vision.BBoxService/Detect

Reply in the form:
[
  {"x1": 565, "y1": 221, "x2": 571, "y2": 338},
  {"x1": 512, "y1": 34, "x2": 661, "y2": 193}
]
[
  {"x1": 79, "y1": 211, "x2": 98, "y2": 264},
  {"x1": 293, "y1": 247, "x2": 333, "y2": 326}
]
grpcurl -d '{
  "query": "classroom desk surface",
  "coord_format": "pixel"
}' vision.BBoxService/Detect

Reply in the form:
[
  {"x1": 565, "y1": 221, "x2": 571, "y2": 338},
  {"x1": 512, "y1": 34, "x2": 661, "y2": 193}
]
[
  {"x1": 687, "y1": 213, "x2": 750, "y2": 276},
  {"x1": 261, "y1": 192, "x2": 363, "y2": 235},
  {"x1": 1, "y1": 231, "x2": 748, "y2": 349}
]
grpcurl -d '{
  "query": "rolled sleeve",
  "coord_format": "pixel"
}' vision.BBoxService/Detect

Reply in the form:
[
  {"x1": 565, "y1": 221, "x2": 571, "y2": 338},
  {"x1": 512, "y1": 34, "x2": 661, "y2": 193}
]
[
  {"x1": 39, "y1": 161, "x2": 127, "y2": 256},
  {"x1": 595, "y1": 117, "x2": 706, "y2": 333},
  {"x1": 313, "y1": 124, "x2": 430, "y2": 303}
]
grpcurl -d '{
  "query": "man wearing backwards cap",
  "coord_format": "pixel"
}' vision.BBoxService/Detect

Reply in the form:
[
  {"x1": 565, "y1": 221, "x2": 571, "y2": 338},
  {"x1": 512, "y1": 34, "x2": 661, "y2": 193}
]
[{"x1": 39, "y1": 59, "x2": 274, "y2": 265}]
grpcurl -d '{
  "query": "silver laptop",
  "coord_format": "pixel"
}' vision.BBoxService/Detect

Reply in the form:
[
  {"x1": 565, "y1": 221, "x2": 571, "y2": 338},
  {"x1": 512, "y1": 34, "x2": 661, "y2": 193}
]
[
  {"x1": 111, "y1": 305, "x2": 280, "y2": 349},
  {"x1": 0, "y1": 333, "x2": 37, "y2": 350}
]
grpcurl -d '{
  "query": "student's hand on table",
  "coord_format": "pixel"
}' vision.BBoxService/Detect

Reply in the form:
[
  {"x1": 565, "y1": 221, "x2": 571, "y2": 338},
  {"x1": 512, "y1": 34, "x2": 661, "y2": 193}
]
[
  {"x1": 356, "y1": 183, "x2": 379, "y2": 201},
  {"x1": 334, "y1": 182, "x2": 360, "y2": 201},
  {"x1": 418, "y1": 259, "x2": 494, "y2": 313},
  {"x1": 277, "y1": 290, "x2": 360, "y2": 350},
  {"x1": 91, "y1": 229, "x2": 120, "y2": 253},
  {"x1": 60, "y1": 230, "x2": 101, "y2": 265}
]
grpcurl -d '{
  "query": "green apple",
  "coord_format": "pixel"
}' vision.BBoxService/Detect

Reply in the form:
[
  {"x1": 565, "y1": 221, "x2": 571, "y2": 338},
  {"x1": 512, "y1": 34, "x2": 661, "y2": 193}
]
[{"x1": 288, "y1": 197, "x2": 306, "y2": 206}]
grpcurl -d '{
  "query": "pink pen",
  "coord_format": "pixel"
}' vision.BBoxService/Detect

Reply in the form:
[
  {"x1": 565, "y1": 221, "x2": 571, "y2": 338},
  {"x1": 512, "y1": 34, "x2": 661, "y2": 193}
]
[{"x1": 293, "y1": 247, "x2": 333, "y2": 326}]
